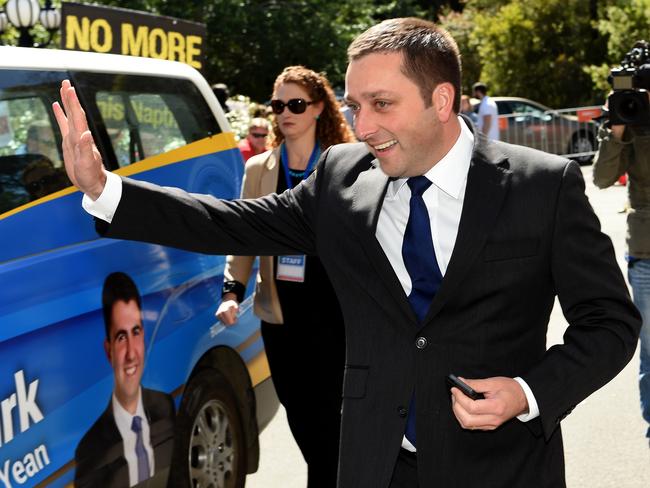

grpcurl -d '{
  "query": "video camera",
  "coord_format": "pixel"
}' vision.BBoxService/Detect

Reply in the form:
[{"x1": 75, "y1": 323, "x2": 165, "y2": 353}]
[{"x1": 608, "y1": 40, "x2": 650, "y2": 126}]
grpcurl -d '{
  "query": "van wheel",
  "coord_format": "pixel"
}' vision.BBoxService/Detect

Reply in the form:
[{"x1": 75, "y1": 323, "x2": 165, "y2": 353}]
[
  {"x1": 172, "y1": 370, "x2": 246, "y2": 488},
  {"x1": 569, "y1": 131, "x2": 595, "y2": 165}
]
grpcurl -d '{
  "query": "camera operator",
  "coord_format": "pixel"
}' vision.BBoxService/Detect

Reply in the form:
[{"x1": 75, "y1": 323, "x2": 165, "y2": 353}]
[{"x1": 593, "y1": 45, "x2": 650, "y2": 446}]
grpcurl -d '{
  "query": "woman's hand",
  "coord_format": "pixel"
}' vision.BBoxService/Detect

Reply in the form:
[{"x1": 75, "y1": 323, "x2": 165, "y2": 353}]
[{"x1": 216, "y1": 295, "x2": 240, "y2": 326}]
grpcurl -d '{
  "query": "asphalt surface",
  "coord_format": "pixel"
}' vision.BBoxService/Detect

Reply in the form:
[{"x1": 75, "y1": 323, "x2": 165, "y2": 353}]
[{"x1": 246, "y1": 164, "x2": 650, "y2": 488}]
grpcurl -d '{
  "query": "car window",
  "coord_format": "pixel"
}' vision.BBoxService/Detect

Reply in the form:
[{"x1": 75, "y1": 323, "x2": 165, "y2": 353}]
[
  {"x1": 0, "y1": 70, "x2": 68, "y2": 214},
  {"x1": 73, "y1": 72, "x2": 221, "y2": 169},
  {"x1": 495, "y1": 101, "x2": 511, "y2": 115},
  {"x1": 510, "y1": 102, "x2": 545, "y2": 118}
]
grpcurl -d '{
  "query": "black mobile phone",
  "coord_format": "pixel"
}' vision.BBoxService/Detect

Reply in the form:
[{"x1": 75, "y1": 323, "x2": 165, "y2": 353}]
[{"x1": 446, "y1": 374, "x2": 485, "y2": 400}]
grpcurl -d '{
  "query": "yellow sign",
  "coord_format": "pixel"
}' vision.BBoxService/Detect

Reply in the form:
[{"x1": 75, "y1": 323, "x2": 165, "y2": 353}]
[{"x1": 61, "y1": 3, "x2": 206, "y2": 70}]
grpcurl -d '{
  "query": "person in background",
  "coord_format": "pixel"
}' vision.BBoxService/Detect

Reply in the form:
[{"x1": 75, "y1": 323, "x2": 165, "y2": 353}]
[
  {"x1": 593, "y1": 87, "x2": 650, "y2": 447},
  {"x1": 238, "y1": 117, "x2": 270, "y2": 162},
  {"x1": 216, "y1": 65, "x2": 354, "y2": 487},
  {"x1": 460, "y1": 94, "x2": 478, "y2": 124},
  {"x1": 473, "y1": 81, "x2": 500, "y2": 140}
]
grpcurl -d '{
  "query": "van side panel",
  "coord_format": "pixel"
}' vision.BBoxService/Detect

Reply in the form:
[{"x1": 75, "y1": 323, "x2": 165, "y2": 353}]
[{"x1": 0, "y1": 138, "x2": 265, "y2": 486}]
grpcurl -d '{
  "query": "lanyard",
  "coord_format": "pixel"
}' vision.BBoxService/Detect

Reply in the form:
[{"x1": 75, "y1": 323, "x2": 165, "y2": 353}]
[{"x1": 280, "y1": 141, "x2": 321, "y2": 190}]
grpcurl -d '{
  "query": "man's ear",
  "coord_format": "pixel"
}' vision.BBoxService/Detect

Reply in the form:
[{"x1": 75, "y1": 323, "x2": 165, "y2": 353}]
[{"x1": 432, "y1": 82, "x2": 455, "y2": 123}]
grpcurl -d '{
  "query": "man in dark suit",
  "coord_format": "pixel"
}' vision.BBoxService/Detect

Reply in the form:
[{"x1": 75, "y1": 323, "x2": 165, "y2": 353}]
[
  {"x1": 74, "y1": 272, "x2": 175, "y2": 488},
  {"x1": 56, "y1": 17, "x2": 640, "y2": 488}
]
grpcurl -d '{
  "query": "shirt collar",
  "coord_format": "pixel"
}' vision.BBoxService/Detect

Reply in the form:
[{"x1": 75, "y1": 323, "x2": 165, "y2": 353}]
[
  {"x1": 388, "y1": 116, "x2": 474, "y2": 199},
  {"x1": 112, "y1": 387, "x2": 146, "y2": 433}
]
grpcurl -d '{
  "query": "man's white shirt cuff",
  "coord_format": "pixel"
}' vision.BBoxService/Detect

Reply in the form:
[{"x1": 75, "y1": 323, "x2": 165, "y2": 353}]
[
  {"x1": 81, "y1": 171, "x2": 122, "y2": 223},
  {"x1": 514, "y1": 376, "x2": 540, "y2": 422}
]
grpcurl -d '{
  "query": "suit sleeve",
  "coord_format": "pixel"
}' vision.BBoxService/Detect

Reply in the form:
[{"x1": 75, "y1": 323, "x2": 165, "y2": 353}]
[
  {"x1": 99, "y1": 160, "x2": 322, "y2": 257},
  {"x1": 522, "y1": 161, "x2": 641, "y2": 440}
]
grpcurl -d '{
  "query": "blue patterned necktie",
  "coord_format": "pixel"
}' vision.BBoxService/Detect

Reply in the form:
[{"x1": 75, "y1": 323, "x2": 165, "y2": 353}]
[
  {"x1": 131, "y1": 415, "x2": 151, "y2": 483},
  {"x1": 402, "y1": 176, "x2": 443, "y2": 447}
]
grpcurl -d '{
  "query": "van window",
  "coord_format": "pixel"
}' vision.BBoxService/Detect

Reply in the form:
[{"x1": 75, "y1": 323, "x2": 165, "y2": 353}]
[
  {"x1": 0, "y1": 69, "x2": 222, "y2": 215},
  {"x1": 0, "y1": 69, "x2": 67, "y2": 214},
  {"x1": 72, "y1": 72, "x2": 221, "y2": 168}
]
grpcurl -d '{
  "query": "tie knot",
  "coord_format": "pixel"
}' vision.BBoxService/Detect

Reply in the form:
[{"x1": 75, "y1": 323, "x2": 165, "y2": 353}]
[
  {"x1": 407, "y1": 176, "x2": 432, "y2": 197},
  {"x1": 131, "y1": 415, "x2": 142, "y2": 433}
]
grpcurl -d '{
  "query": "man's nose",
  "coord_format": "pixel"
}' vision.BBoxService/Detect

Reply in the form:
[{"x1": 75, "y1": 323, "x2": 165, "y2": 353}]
[
  {"x1": 353, "y1": 109, "x2": 377, "y2": 142},
  {"x1": 125, "y1": 336, "x2": 135, "y2": 359}
]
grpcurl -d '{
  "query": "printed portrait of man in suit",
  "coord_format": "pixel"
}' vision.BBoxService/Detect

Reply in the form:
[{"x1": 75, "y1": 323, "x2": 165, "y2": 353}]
[{"x1": 74, "y1": 272, "x2": 175, "y2": 488}]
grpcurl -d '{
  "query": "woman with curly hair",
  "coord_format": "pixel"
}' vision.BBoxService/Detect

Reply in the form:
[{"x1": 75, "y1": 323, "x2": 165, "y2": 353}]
[{"x1": 216, "y1": 66, "x2": 355, "y2": 487}]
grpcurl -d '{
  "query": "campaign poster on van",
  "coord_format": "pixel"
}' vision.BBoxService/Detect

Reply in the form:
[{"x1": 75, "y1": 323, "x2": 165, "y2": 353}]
[{"x1": 61, "y1": 2, "x2": 206, "y2": 70}]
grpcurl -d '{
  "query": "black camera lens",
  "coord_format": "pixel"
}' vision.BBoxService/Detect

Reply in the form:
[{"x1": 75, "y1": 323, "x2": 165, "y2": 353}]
[{"x1": 620, "y1": 97, "x2": 642, "y2": 122}]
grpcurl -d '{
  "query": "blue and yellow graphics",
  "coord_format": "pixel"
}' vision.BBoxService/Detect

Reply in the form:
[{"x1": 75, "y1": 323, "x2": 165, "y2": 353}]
[{"x1": 0, "y1": 135, "x2": 270, "y2": 487}]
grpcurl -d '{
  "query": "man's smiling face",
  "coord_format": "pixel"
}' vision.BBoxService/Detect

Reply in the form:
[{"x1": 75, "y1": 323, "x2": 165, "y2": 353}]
[
  {"x1": 104, "y1": 299, "x2": 144, "y2": 412},
  {"x1": 345, "y1": 51, "x2": 450, "y2": 178}
]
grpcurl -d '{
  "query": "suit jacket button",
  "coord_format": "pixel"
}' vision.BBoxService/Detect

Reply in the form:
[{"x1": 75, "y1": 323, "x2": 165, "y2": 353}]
[
  {"x1": 416, "y1": 337, "x2": 428, "y2": 349},
  {"x1": 398, "y1": 406, "x2": 407, "y2": 418}
]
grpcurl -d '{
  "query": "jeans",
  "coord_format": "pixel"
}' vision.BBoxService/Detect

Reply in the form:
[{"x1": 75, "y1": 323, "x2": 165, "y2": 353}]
[{"x1": 629, "y1": 258, "x2": 650, "y2": 438}]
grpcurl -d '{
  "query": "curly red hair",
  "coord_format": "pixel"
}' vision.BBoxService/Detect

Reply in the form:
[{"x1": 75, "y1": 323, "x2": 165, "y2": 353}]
[{"x1": 269, "y1": 66, "x2": 355, "y2": 149}]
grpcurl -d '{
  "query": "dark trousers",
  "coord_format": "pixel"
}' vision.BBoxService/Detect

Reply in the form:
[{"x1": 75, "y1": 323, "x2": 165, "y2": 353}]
[
  {"x1": 261, "y1": 320, "x2": 345, "y2": 488},
  {"x1": 389, "y1": 449, "x2": 419, "y2": 488}
]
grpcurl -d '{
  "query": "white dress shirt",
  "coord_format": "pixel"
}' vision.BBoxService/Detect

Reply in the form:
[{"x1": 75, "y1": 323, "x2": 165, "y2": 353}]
[
  {"x1": 374, "y1": 118, "x2": 537, "y2": 451},
  {"x1": 84, "y1": 118, "x2": 538, "y2": 455},
  {"x1": 112, "y1": 388, "x2": 155, "y2": 487}
]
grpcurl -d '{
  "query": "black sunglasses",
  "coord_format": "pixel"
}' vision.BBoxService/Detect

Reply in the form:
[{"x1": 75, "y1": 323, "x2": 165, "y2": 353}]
[
  {"x1": 270, "y1": 98, "x2": 314, "y2": 115},
  {"x1": 250, "y1": 132, "x2": 268, "y2": 139}
]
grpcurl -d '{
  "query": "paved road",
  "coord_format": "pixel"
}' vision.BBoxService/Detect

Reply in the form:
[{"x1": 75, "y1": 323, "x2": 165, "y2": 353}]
[{"x1": 246, "y1": 164, "x2": 650, "y2": 487}]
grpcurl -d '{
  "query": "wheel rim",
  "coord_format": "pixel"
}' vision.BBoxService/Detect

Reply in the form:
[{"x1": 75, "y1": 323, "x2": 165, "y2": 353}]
[{"x1": 188, "y1": 399, "x2": 237, "y2": 488}]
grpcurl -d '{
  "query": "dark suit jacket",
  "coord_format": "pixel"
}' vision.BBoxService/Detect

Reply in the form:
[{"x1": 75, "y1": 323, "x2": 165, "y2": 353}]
[
  {"x1": 100, "y1": 124, "x2": 640, "y2": 487},
  {"x1": 74, "y1": 388, "x2": 175, "y2": 488}
]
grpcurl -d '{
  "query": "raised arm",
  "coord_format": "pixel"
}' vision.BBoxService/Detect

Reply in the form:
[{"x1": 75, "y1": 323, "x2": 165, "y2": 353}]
[{"x1": 52, "y1": 80, "x2": 108, "y2": 200}]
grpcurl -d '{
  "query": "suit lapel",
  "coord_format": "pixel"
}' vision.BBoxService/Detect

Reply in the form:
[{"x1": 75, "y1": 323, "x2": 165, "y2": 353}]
[
  {"x1": 423, "y1": 137, "x2": 511, "y2": 325},
  {"x1": 352, "y1": 161, "x2": 419, "y2": 324}
]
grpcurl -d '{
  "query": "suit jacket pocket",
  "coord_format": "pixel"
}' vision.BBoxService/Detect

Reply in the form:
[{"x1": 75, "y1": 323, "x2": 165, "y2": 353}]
[
  {"x1": 483, "y1": 238, "x2": 539, "y2": 262},
  {"x1": 343, "y1": 365, "x2": 369, "y2": 399}
]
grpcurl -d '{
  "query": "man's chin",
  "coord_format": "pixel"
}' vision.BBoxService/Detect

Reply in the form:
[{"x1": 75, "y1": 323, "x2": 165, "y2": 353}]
[{"x1": 376, "y1": 159, "x2": 406, "y2": 179}]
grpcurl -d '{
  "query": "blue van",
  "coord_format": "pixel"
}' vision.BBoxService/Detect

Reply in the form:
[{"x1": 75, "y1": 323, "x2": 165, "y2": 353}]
[{"x1": 0, "y1": 46, "x2": 278, "y2": 487}]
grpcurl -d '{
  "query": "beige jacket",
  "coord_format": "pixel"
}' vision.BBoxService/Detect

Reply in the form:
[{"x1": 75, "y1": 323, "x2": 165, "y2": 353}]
[{"x1": 224, "y1": 147, "x2": 284, "y2": 323}]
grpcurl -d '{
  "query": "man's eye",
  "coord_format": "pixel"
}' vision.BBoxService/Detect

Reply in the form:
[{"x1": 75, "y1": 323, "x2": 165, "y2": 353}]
[
  {"x1": 376, "y1": 101, "x2": 389, "y2": 109},
  {"x1": 347, "y1": 103, "x2": 359, "y2": 112}
]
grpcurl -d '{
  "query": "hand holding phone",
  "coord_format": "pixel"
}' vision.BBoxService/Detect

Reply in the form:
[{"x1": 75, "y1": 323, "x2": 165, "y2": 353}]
[{"x1": 446, "y1": 374, "x2": 485, "y2": 400}]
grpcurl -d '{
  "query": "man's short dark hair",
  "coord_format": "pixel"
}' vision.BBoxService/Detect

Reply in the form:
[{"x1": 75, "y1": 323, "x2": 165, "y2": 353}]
[
  {"x1": 472, "y1": 82, "x2": 487, "y2": 95},
  {"x1": 102, "y1": 272, "x2": 142, "y2": 340},
  {"x1": 347, "y1": 17, "x2": 462, "y2": 113}
]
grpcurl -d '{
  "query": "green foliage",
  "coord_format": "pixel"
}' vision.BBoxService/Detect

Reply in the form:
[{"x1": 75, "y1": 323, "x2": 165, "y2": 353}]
[
  {"x1": 148, "y1": 0, "x2": 377, "y2": 102},
  {"x1": 438, "y1": 8, "x2": 481, "y2": 97},
  {"x1": 588, "y1": 0, "x2": 650, "y2": 98},
  {"x1": 470, "y1": 0, "x2": 604, "y2": 108},
  {"x1": 0, "y1": 0, "x2": 63, "y2": 47}
]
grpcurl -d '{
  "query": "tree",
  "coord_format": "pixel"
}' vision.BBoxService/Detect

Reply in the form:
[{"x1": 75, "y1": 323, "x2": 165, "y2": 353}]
[
  {"x1": 438, "y1": 8, "x2": 481, "y2": 97},
  {"x1": 470, "y1": 0, "x2": 606, "y2": 108},
  {"x1": 586, "y1": 0, "x2": 650, "y2": 98}
]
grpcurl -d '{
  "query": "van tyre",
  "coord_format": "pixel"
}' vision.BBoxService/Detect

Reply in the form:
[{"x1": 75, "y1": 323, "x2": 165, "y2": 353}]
[{"x1": 171, "y1": 369, "x2": 247, "y2": 488}]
